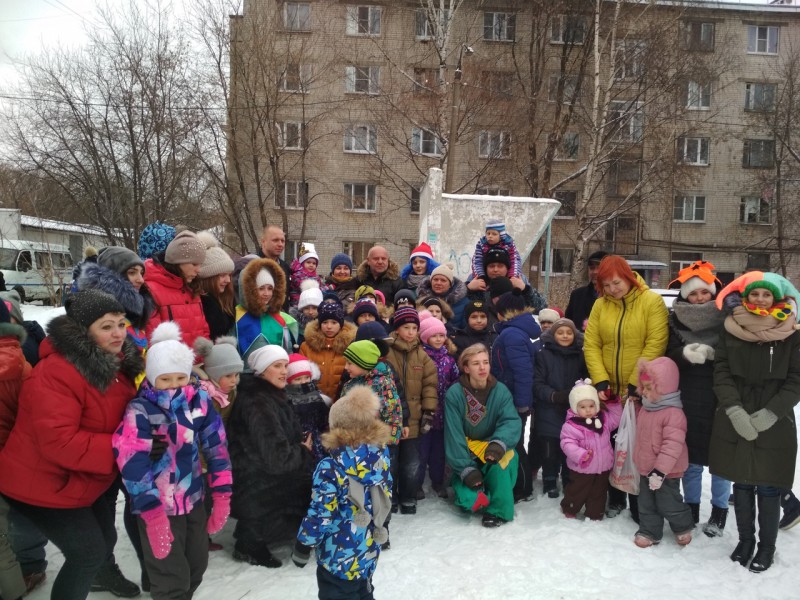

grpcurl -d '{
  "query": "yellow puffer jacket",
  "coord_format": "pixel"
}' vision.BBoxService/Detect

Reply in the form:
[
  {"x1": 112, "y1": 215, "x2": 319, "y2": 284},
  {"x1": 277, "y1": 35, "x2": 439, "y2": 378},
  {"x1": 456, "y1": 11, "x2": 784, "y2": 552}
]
[{"x1": 584, "y1": 276, "x2": 669, "y2": 395}]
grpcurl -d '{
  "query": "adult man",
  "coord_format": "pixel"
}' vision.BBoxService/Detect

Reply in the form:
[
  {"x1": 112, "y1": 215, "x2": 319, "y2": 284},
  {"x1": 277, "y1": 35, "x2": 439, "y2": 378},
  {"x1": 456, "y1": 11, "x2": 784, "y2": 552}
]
[
  {"x1": 565, "y1": 250, "x2": 608, "y2": 331},
  {"x1": 466, "y1": 248, "x2": 546, "y2": 312},
  {"x1": 258, "y1": 225, "x2": 292, "y2": 308},
  {"x1": 355, "y1": 245, "x2": 404, "y2": 305}
]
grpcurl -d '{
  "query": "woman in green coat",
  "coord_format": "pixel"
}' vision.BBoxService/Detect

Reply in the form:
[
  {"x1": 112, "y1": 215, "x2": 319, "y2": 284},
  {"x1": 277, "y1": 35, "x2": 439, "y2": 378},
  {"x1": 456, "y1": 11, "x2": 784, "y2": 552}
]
[
  {"x1": 710, "y1": 272, "x2": 800, "y2": 574},
  {"x1": 444, "y1": 344, "x2": 521, "y2": 527}
]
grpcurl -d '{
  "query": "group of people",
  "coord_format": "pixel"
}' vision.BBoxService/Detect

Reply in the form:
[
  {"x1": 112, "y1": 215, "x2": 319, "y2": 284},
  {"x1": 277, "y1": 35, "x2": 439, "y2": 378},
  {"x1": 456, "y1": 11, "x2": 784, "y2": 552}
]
[{"x1": 0, "y1": 218, "x2": 798, "y2": 600}]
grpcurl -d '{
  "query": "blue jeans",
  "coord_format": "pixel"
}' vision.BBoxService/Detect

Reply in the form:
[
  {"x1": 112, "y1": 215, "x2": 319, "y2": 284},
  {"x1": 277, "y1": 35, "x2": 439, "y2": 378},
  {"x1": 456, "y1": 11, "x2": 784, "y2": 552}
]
[{"x1": 681, "y1": 463, "x2": 732, "y2": 508}]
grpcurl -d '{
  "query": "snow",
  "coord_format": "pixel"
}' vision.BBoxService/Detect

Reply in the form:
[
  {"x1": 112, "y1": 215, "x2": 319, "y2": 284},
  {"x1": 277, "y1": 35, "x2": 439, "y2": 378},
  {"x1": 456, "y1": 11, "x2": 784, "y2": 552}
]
[{"x1": 19, "y1": 305, "x2": 800, "y2": 600}]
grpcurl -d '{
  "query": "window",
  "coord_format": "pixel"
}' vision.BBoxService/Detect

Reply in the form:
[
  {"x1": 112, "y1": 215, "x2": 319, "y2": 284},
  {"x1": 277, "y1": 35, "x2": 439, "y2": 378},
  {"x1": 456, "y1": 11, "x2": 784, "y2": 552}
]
[
  {"x1": 345, "y1": 66, "x2": 380, "y2": 94},
  {"x1": 548, "y1": 74, "x2": 580, "y2": 104},
  {"x1": 742, "y1": 140, "x2": 775, "y2": 168},
  {"x1": 745, "y1": 82, "x2": 776, "y2": 112},
  {"x1": 16, "y1": 251, "x2": 32, "y2": 272},
  {"x1": 605, "y1": 216, "x2": 638, "y2": 255},
  {"x1": 476, "y1": 187, "x2": 511, "y2": 196},
  {"x1": 342, "y1": 241, "x2": 373, "y2": 266},
  {"x1": 671, "y1": 251, "x2": 703, "y2": 279},
  {"x1": 483, "y1": 71, "x2": 513, "y2": 98},
  {"x1": 484, "y1": 11, "x2": 515, "y2": 42},
  {"x1": 344, "y1": 125, "x2": 377, "y2": 154},
  {"x1": 608, "y1": 160, "x2": 640, "y2": 196},
  {"x1": 550, "y1": 15, "x2": 587, "y2": 44},
  {"x1": 415, "y1": 8, "x2": 450, "y2": 40},
  {"x1": 683, "y1": 21, "x2": 714, "y2": 52},
  {"x1": 746, "y1": 252, "x2": 770, "y2": 270},
  {"x1": 284, "y1": 240, "x2": 301, "y2": 262},
  {"x1": 411, "y1": 127, "x2": 443, "y2": 157},
  {"x1": 280, "y1": 64, "x2": 311, "y2": 92},
  {"x1": 553, "y1": 190, "x2": 577, "y2": 217},
  {"x1": 283, "y1": 3, "x2": 311, "y2": 31},
  {"x1": 414, "y1": 68, "x2": 438, "y2": 94},
  {"x1": 673, "y1": 195, "x2": 706, "y2": 222},
  {"x1": 344, "y1": 183, "x2": 377, "y2": 212},
  {"x1": 556, "y1": 133, "x2": 580, "y2": 160},
  {"x1": 346, "y1": 5, "x2": 381, "y2": 36},
  {"x1": 478, "y1": 131, "x2": 511, "y2": 159},
  {"x1": 0, "y1": 248, "x2": 17, "y2": 270},
  {"x1": 275, "y1": 180, "x2": 309, "y2": 209},
  {"x1": 747, "y1": 25, "x2": 779, "y2": 54},
  {"x1": 686, "y1": 81, "x2": 711, "y2": 109},
  {"x1": 409, "y1": 186, "x2": 421, "y2": 213},
  {"x1": 740, "y1": 196, "x2": 771, "y2": 224},
  {"x1": 276, "y1": 121, "x2": 305, "y2": 150},
  {"x1": 677, "y1": 137, "x2": 710, "y2": 166},
  {"x1": 541, "y1": 248, "x2": 575, "y2": 274},
  {"x1": 614, "y1": 40, "x2": 646, "y2": 80},
  {"x1": 608, "y1": 100, "x2": 643, "y2": 142}
]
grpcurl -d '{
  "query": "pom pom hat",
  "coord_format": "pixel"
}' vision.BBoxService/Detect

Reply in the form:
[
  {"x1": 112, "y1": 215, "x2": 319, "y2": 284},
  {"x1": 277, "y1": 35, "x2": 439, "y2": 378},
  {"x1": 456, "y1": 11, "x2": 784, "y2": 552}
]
[
  {"x1": 392, "y1": 306, "x2": 420, "y2": 330},
  {"x1": 165, "y1": 230, "x2": 206, "y2": 266},
  {"x1": 410, "y1": 243, "x2": 435, "y2": 261},
  {"x1": 352, "y1": 299, "x2": 379, "y2": 322},
  {"x1": 194, "y1": 336, "x2": 243, "y2": 383},
  {"x1": 298, "y1": 280, "x2": 324, "y2": 310},
  {"x1": 298, "y1": 243, "x2": 319, "y2": 265},
  {"x1": 287, "y1": 353, "x2": 313, "y2": 383},
  {"x1": 197, "y1": 231, "x2": 235, "y2": 279},
  {"x1": 248, "y1": 345, "x2": 289, "y2": 375},
  {"x1": 569, "y1": 379, "x2": 600, "y2": 414},
  {"x1": 715, "y1": 271, "x2": 800, "y2": 310},
  {"x1": 419, "y1": 317, "x2": 447, "y2": 344},
  {"x1": 146, "y1": 322, "x2": 195, "y2": 385}
]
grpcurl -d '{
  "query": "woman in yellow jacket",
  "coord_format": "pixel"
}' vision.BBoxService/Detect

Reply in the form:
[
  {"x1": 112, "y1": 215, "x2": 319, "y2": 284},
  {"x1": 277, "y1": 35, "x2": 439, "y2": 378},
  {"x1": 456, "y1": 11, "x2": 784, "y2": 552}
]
[{"x1": 584, "y1": 255, "x2": 669, "y2": 520}]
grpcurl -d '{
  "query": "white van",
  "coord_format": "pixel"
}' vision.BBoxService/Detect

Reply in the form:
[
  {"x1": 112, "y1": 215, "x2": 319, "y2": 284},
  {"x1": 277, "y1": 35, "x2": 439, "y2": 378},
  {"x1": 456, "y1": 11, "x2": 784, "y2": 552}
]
[{"x1": 0, "y1": 240, "x2": 74, "y2": 304}]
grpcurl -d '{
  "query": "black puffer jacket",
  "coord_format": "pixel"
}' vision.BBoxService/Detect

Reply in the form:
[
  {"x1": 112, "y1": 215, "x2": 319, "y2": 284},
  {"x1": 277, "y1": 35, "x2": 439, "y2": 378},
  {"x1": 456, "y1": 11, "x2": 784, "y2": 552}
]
[{"x1": 450, "y1": 326, "x2": 498, "y2": 357}]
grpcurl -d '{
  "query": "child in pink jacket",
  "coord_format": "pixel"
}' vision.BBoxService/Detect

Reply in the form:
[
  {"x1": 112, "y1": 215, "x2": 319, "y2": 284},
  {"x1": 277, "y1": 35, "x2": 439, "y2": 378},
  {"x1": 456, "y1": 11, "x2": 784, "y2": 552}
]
[
  {"x1": 560, "y1": 379, "x2": 622, "y2": 520},
  {"x1": 632, "y1": 357, "x2": 694, "y2": 548}
]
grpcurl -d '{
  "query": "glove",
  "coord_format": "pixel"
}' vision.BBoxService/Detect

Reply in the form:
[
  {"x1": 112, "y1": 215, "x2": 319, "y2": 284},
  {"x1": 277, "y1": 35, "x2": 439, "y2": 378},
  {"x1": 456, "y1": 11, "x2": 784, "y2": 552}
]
[
  {"x1": 684, "y1": 343, "x2": 714, "y2": 364},
  {"x1": 484, "y1": 441, "x2": 505, "y2": 464},
  {"x1": 291, "y1": 541, "x2": 312, "y2": 568},
  {"x1": 517, "y1": 406, "x2": 531, "y2": 417},
  {"x1": 750, "y1": 408, "x2": 778, "y2": 433},
  {"x1": 206, "y1": 492, "x2": 231, "y2": 535},
  {"x1": 463, "y1": 469, "x2": 484, "y2": 489},
  {"x1": 141, "y1": 507, "x2": 173, "y2": 560},
  {"x1": 580, "y1": 449, "x2": 593, "y2": 464},
  {"x1": 420, "y1": 411, "x2": 434, "y2": 435},
  {"x1": 551, "y1": 390, "x2": 569, "y2": 406},
  {"x1": 626, "y1": 384, "x2": 640, "y2": 400},
  {"x1": 648, "y1": 469, "x2": 665, "y2": 491},
  {"x1": 149, "y1": 434, "x2": 168, "y2": 462},
  {"x1": 726, "y1": 406, "x2": 758, "y2": 441}
]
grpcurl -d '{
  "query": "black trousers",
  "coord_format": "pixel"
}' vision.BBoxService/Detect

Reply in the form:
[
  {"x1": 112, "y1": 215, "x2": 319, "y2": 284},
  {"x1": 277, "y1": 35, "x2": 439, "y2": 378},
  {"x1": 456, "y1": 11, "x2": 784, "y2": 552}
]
[{"x1": 317, "y1": 565, "x2": 374, "y2": 600}]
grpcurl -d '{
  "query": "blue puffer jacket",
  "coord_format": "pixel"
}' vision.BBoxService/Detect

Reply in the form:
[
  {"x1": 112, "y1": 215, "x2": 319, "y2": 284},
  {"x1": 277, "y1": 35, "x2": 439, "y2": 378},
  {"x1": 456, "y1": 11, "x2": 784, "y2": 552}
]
[{"x1": 491, "y1": 313, "x2": 541, "y2": 411}]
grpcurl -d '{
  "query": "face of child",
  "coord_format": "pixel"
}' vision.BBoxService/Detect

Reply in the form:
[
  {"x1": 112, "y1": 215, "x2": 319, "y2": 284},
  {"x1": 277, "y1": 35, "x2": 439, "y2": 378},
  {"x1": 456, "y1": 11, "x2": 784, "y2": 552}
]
[
  {"x1": 463, "y1": 351, "x2": 490, "y2": 382},
  {"x1": 258, "y1": 284, "x2": 274, "y2": 309},
  {"x1": 290, "y1": 374, "x2": 312, "y2": 384},
  {"x1": 554, "y1": 325, "x2": 575, "y2": 347},
  {"x1": 302, "y1": 305, "x2": 318, "y2": 319},
  {"x1": 576, "y1": 399, "x2": 598, "y2": 419},
  {"x1": 154, "y1": 373, "x2": 190, "y2": 390},
  {"x1": 333, "y1": 264, "x2": 351, "y2": 279},
  {"x1": 217, "y1": 372, "x2": 240, "y2": 394},
  {"x1": 427, "y1": 333, "x2": 446, "y2": 349},
  {"x1": 260, "y1": 360, "x2": 288, "y2": 388},
  {"x1": 216, "y1": 273, "x2": 232, "y2": 294},
  {"x1": 427, "y1": 305, "x2": 443, "y2": 321},
  {"x1": 356, "y1": 313, "x2": 376, "y2": 325},
  {"x1": 126, "y1": 265, "x2": 145, "y2": 291},
  {"x1": 396, "y1": 323, "x2": 419, "y2": 343},
  {"x1": 468, "y1": 311, "x2": 488, "y2": 331},
  {"x1": 302, "y1": 258, "x2": 318, "y2": 273},
  {"x1": 485, "y1": 229, "x2": 501, "y2": 245},
  {"x1": 539, "y1": 320, "x2": 553, "y2": 332},
  {"x1": 747, "y1": 288, "x2": 774, "y2": 310},
  {"x1": 686, "y1": 288, "x2": 712, "y2": 305},
  {"x1": 321, "y1": 319, "x2": 341, "y2": 338},
  {"x1": 179, "y1": 263, "x2": 201, "y2": 283},
  {"x1": 640, "y1": 380, "x2": 656, "y2": 401},
  {"x1": 412, "y1": 257, "x2": 427, "y2": 275},
  {"x1": 345, "y1": 360, "x2": 368, "y2": 378}
]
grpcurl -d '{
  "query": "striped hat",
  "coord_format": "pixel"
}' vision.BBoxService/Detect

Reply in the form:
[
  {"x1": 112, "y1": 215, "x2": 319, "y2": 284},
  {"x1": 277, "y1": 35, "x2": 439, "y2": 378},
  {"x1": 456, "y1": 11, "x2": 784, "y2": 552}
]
[{"x1": 344, "y1": 340, "x2": 381, "y2": 371}]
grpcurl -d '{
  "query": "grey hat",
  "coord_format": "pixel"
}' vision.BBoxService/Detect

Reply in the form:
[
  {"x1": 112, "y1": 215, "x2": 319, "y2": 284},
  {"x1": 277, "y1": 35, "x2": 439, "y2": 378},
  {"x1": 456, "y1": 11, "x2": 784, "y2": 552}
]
[
  {"x1": 0, "y1": 290, "x2": 24, "y2": 325},
  {"x1": 64, "y1": 289, "x2": 125, "y2": 328},
  {"x1": 165, "y1": 230, "x2": 206, "y2": 265},
  {"x1": 97, "y1": 246, "x2": 144, "y2": 276},
  {"x1": 194, "y1": 336, "x2": 244, "y2": 382}
]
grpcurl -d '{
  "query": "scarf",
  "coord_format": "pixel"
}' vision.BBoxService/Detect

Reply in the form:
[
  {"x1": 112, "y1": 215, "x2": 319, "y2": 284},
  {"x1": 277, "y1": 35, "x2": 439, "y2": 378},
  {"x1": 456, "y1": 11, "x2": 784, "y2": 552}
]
[
  {"x1": 671, "y1": 300, "x2": 725, "y2": 347},
  {"x1": 743, "y1": 300, "x2": 793, "y2": 321},
  {"x1": 724, "y1": 305, "x2": 798, "y2": 343},
  {"x1": 642, "y1": 390, "x2": 683, "y2": 411},
  {"x1": 569, "y1": 410, "x2": 605, "y2": 433},
  {"x1": 199, "y1": 379, "x2": 229, "y2": 409}
]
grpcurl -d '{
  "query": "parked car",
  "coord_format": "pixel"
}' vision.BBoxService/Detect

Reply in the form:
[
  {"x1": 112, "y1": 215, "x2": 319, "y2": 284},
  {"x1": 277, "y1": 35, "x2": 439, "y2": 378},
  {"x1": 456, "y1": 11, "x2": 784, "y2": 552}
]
[
  {"x1": 650, "y1": 288, "x2": 679, "y2": 309},
  {"x1": 0, "y1": 240, "x2": 73, "y2": 304}
]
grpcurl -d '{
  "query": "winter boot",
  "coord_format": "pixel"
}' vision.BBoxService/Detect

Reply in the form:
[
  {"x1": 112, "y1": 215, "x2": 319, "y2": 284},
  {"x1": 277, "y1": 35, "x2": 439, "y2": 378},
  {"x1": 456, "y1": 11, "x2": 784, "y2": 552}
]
[
  {"x1": 139, "y1": 560, "x2": 150, "y2": 593},
  {"x1": 89, "y1": 563, "x2": 141, "y2": 598},
  {"x1": 731, "y1": 486, "x2": 756, "y2": 567},
  {"x1": 233, "y1": 542, "x2": 282, "y2": 569},
  {"x1": 543, "y1": 478, "x2": 558, "y2": 498},
  {"x1": 629, "y1": 494, "x2": 640, "y2": 524},
  {"x1": 687, "y1": 502, "x2": 700, "y2": 525},
  {"x1": 750, "y1": 494, "x2": 780, "y2": 573},
  {"x1": 779, "y1": 490, "x2": 800, "y2": 530},
  {"x1": 703, "y1": 505, "x2": 728, "y2": 538}
]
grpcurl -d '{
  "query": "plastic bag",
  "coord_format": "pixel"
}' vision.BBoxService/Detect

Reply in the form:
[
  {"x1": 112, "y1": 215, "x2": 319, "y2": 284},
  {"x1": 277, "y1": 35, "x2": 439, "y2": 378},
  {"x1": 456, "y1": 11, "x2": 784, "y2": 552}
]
[{"x1": 609, "y1": 399, "x2": 640, "y2": 495}]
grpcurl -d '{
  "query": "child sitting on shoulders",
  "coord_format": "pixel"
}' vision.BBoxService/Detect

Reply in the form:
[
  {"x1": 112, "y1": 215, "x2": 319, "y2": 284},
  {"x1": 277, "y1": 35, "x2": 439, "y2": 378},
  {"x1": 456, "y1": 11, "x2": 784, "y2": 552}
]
[
  {"x1": 471, "y1": 218, "x2": 522, "y2": 280},
  {"x1": 286, "y1": 353, "x2": 331, "y2": 463},
  {"x1": 113, "y1": 323, "x2": 232, "y2": 600},
  {"x1": 289, "y1": 243, "x2": 328, "y2": 308},
  {"x1": 193, "y1": 336, "x2": 244, "y2": 425}
]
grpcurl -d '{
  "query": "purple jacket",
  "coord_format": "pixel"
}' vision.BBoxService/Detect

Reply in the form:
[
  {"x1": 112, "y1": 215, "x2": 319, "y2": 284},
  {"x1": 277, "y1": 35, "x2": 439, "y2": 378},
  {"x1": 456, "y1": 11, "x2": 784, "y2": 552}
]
[
  {"x1": 560, "y1": 402, "x2": 622, "y2": 474},
  {"x1": 633, "y1": 395, "x2": 689, "y2": 478},
  {"x1": 422, "y1": 344, "x2": 459, "y2": 430}
]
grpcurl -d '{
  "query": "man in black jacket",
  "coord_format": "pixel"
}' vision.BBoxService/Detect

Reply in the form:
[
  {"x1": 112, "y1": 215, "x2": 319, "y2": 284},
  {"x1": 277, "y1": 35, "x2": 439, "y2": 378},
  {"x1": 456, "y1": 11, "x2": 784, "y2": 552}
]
[{"x1": 565, "y1": 250, "x2": 608, "y2": 331}]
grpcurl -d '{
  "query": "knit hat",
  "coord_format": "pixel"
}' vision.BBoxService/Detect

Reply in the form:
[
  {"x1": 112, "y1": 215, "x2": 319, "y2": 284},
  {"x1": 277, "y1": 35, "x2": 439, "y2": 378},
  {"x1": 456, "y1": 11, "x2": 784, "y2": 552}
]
[
  {"x1": 538, "y1": 308, "x2": 560, "y2": 324},
  {"x1": 97, "y1": 246, "x2": 144, "y2": 276},
  {"x1": 569, "y1": 378, "x2": 599, "y2": 413},
  {"x1": 248, "y1": 345, "x2": 289, "y2": 375},
  {"x1": 419, "y1": 317, "x2": 447, "y2": 344},
  {"x1": 392, "y1": 306, "x2": 420, "y2": 330},
  {"x1": 137, "y1": 222, "x2": 176, "y2": 260},
  {"x1": 393, "y1": 289, "x2": 416, "y2": 309},
  {"x1": 410, "y1": 243, "x2": 434, "y2": 261},
  {"x1": 287, "y1": 353, "x2": 313, "y2": 383},
  {"x1": 84, "y1": 246, "x2": 98, "y2": 258},
  {"x1": 165, "y1": 230, "x2": 206, "y2": 265},
  {"x1": 421, "y1": 297, "x2": 443, "y2": 311},
  {"x1": 330, "y1": 253, "x2": 353, "y2": 273},
  {"x1": 318, "y1": 300, "x2": 345, "y2": 326},
  {"x1": 550, "y1": 318, "x2": 579, "y2": 338},
  {"x1": 65, "y1": 289, "x2": 125, "y2": 328},
  {"x1": 485, "y1": 218, "x2": 506, "y2": 234},
  {"x1": 352, "y1": 299, "x2": 379, "y2": 322},
  {"x1": 464, "y1": 300, "x2": 490, "y2": 320},
  {"x1": 0, "y1": 291, "x2": 23, "y2": 325},
  {"x1": 194, "y1": 336, "x2": 243, "y2": 383},
  {"x1": 715, "y1": 271, "x2": 800, "y2": 309},
  {"x1": 374, "y1": 290, "x2": 386, "y2": 305},
  {"x1": 430, "y1": 264, "x2": 454, "y2": 285},
  {"x1": 196, "y1": 231, "x2": 235, "y2": 279},
  {"x1": 297, "y1": 242, "x2": 319, "y2": 265},
  {"x1": 298, "y1": 281, "x2": 324, "y2": 310},
  {"x1": 489, "y1": 276, "x2": 514, "y2": 300},
  {"x1": 355, "y1": 321, "x2": 389, "y2": 342},
  {"x1": 355, "y1": 285, "x2": 376, "y2": 302},
  {"x1": 587, "y1": 250, "x2": 609, "y2": 266},
  {"x1": 344, "y1": 340, "x2": 381, "y2": 371},
  {"x1": 329, "y1": 385, "x2": 380, "y2": 430},
  {"x1": 637, "y1": 357, "x2": 680, "y2": 399},
  {"x1": 255, "y1": 268, "x2": 275, "y2": 289},
  {"x1": 146, "y1": 322, "x2": 195, "y2": 385},
  {"x1": 495, "y1": 291, "x2": 525, "y2": 315},
  {"x1": 669, "y1": 260, "x2": 720, "y2": 299}
]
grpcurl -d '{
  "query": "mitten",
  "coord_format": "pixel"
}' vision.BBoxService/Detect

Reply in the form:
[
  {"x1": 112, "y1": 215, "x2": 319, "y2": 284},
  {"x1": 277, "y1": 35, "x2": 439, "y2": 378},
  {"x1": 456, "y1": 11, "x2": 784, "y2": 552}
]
[
  {"x1": 463, "y1": 469, "x2": 483, "y2": 489},
  {"x1": 206, "y1": 492, "x2": 231, "y2": 535},
  {"x1": 726, "y1": 406, "x2": 758, "y2": 441},
  {"x1": 149, "y1": 434, "x2": 169, "y2": 462},
  {"x1": 750, "y1": 408, "x2": 778, "y2": 433},
  {"x1": 683, "y1": 343, "x2": 708, "y2": 365},
  {"x1": 551, "y1": 390, "x2": 569, "y2": 406},
  {"x1": 420, "y1": 411, "x2": 434, "y2": 435},
  {"x1": 648, "y1": 469, "x2": 665, "y2": 491},
  {"x1": 141, "y1": 507, "x2": 173, "y2": 560},
  {"x1": 291, "y1": 541, "x2": 312, "y2": 568},
  {"x1": 484, "y1": 441, "x2": 505, "y2": 464}
]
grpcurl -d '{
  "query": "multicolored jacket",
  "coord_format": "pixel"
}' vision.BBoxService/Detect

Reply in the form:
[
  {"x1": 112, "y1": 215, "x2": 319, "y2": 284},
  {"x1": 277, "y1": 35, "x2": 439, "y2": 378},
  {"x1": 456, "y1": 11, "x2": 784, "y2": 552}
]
[
  {"x1": 112, "y1": 380, "x2": 232, "y2": 516},
  {"x1": 472, "y1": 234, "x2": 521, "y2": 278},
  {"x1": 341, "y1": 361, "x2": 403, "y2": 445},
  {"x1": 289, "y1": 259, "x2": 330, "y2": 308},
  {"x1": 422, "y1": 344, "x2": 459, "y2": 430}
]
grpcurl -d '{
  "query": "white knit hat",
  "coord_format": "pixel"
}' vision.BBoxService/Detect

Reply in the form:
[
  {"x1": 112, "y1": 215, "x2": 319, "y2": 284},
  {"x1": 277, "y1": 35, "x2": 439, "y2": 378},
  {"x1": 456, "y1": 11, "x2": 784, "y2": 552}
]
[
  {"x1": 680, "y1": 276, "x2": 717, "y2": 300},
  {"x1": 197, "y1": 231, "x2": 235, "y2": 279},
  {"x1": 568, "y1": 378, "x2": 599, "y2": 414},
  {"x1": 145, "y1": 322, "x2": 195, "y2": 386},
  {"x1": 255, "y1": 268, "x2": 275, "y2": 288},
  {"x1": 298, "y1": 242, "x2": 319, "y2": 265},
  {"x1": 298, "y1": 280, "x2": 323, "y2": 310},
  {"x1": 248, "y1": 345, "x2": 289, "y2": 375},
  {"x1": 538, "y1": 308, "x2": 560, "y2": 324}
]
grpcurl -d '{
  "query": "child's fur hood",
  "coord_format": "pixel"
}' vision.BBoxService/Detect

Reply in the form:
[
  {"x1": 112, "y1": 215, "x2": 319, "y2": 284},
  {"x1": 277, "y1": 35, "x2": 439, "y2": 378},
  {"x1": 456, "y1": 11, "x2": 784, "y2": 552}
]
[
  {"x1": 356, "y1": 259, "x2": 401, "y2": 282},
  {"x1": 302, "y1": 319, "x2": 357, "y2": 353},
  {"x1": 239, "y1": 257, "x2": 286, "y2": 316},
  {"x1": 322, "y1": 419, "x2": 392, "y2": 449}
]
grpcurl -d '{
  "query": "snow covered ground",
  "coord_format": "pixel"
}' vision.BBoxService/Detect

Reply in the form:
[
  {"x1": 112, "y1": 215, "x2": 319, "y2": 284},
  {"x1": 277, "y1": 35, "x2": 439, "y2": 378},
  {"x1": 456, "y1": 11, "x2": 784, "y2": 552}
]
[{"x1": 19, "y1": 305, "x2": 800, "y2": 600}]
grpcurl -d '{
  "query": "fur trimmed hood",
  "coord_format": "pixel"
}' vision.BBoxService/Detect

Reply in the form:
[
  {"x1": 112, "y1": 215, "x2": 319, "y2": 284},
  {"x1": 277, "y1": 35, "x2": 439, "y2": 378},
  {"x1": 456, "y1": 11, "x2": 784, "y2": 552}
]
[
  {"x1": 302, "y1": 319, "x2": 357, "y2": 353},
  {"x1": 417, "y1": 275, "x2": 467, "y2": 307},
  {"x1": 78, "y1": 262, "x2": 153, "y2": 329},
  {"x1": 0, "y1": 321, "x2": 27, "y2": 344},
  {"x1": 239, "y1": 257, "x2": 287, "y2": 316},
  {"x1": 355, "y1": 259, "x2": 401, "y2": 283},
  {"x1": 322, "y1": 419, "x2": 392, "y2": 450},
  {"x1": 46, "y1": 314, "x2": 144, "y2": 392}
]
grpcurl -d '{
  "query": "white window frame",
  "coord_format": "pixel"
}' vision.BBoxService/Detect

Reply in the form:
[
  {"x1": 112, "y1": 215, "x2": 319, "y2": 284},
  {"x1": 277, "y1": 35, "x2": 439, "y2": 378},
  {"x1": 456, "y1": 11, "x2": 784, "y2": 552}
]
[
  {"x1": 346, "y1": 5, "x2": 381, "y2": 36},
  {"x1": 276, "y1": 121, "x2": 305, "y2": 150},
  {"x1": 671, "y1": 251, "x2": 704, "y2": 279},
  {"x1": 614, "y1": 40, "x2": 646, "y2": 80},
  {"x1": 484, "y1": 11, "x2": 516, "y2": 42},
  {"x1": 683, "y1": 21, "x2": 714, "y2": 52},
  {"x1": 745, "y1": 82, "x2": 776, "y2": 112},
  {"x1": 686, "y1": 81, "x2": 711, "y2": 110},
  {"x1": 608, "y1": 100, "x2": 644, "y2": 143},
  {"x1": 275, "y1": 180, "x2": 308, "y2": 210},
  {"x1": 555, "y1": 133, "x2": 580, "y2": 161},
  {"x1": 548, "y1": 74, "x2": 580, "y2": 104},
  {"x1": 415, "y1": 8, "x2": 450, "y2": 41},
  {"x1": 541, "y1": 248, "x2": 575, "y2": 275},
  {"x1": 343, "y1": 124, "x2": 377, "y2": 154},
  {"x1": 550, "y1": 14, "x2": 587, "y2": 45},
  {"x1": 343, "y1": 183, "x2": 377, "y2": 212},
  {"x1": 673, "y1": 195, "x2": 706, "y2": 222},
  {"x1": 345, "y1": 66, "x2": 380, "y2": 95},
  {"x1": 678, "y1": 137, "x2": 710, "y2": 166},
  {"x1": 742, "y1": 139, "x2": 775, "y2": 168},
  {"x1": 740, "y1": 196, "x2": 771, "y2": 225},
  {"x1": 747, "y1": 25, "x2": 779, "y2": 55},
  {"x1": 280, "y1": 64, "x2": 311, "y2": 93},
  {"x1": 553, "y1": 190, "x2": 577, "y2": 218},
  {"x1": 478, "y1": 131, "x2": 511, "y2": 159},
  {"x1": 283, "y1": 2, "x2": 311, "y2": 31},
  {"x1": 411, "y1": 127, "x2": 443, "y2": 157}
]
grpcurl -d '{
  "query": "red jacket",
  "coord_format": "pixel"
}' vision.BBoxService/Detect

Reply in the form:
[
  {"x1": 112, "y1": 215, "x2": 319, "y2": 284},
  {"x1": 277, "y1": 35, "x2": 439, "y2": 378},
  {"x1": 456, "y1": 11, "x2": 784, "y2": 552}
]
[
  {"x1": 0, "y1": 316, "x2": 143, "y2": 508},
  {"x1": 0, "y1": 322, "x2": 31, "y2": 448},
  {"x1": 144, "y1": 259, "x2": 210, "y2": 350}
]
